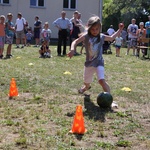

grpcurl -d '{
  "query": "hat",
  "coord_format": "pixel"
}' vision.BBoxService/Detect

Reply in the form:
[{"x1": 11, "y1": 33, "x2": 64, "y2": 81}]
[{"x1": 139, "y1": 22, "x2": 144, "y2": 26}]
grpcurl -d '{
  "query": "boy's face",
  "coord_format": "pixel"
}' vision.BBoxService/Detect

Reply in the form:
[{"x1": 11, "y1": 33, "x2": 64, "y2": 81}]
[
  {"x1": 42, "y1": 41, "x2": 47, "y2": 46},
  {"x1": 90, "y1": 24, "x2": 100, "y2": 37},
  {"x1": 0, "y1": 17, "x2": 5, "y2": 23},
  {"x1": 7, "y1": 15, "x2": 12, "y2": 21}
]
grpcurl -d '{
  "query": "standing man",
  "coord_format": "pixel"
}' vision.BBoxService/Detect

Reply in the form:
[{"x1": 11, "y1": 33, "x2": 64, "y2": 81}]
[
  {"x1": 53, "y1": 11, "x2": 72, "y2": 56},
  {"x1": 126, "y1": 18, "x2": 138, "y2": 55},
  {"x1": 5, "y1": 13, "x2": 15, "y2": 58},
  {"x1": 15, "y1": 12, "x2": 27, "y2": 48},
  {"x1": 107, "y1": 25, "x2": 115, "y2": 51},
  {"x1": 145, "y1": 16, "x2": 150, "y2": 38},
  {"x1": 145, "y1": 15, "x2": 150, "y2": 56},
  {"x1": 107, "y1": 25, "x2": 115, "y2": 36}
]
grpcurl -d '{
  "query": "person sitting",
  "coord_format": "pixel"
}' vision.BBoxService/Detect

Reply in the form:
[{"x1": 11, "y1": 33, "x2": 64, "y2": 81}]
[{"x1": 39, "y1": 39, "x2": 51, "y2": 58}]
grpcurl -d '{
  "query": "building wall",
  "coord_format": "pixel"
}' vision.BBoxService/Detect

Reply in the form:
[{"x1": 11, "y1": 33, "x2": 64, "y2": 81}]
[{"x1": 0, "y1": 0, "x2": 100, "y2": 38}]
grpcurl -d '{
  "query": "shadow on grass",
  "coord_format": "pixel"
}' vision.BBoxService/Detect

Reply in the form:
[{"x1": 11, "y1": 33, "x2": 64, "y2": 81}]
[
  {"x1": 67, "y1": 94, "x2": 113, "y2": 141},
  {"x1": 83, "y1": 94, "x2": 113, "y2": 122}
]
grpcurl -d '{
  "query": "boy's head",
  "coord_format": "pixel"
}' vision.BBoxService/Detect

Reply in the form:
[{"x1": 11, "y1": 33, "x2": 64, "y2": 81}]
[
  {"x1": 44, "y1": 22, "x2": 49, "y2": 28},
  {"x1": 87, "y1": 16, "x2": 101, "y2": 36},
  {"x1": 27, "y1": 28, "x2": 31, "y2": 32},
  {"x1": 0, "y1": 15, "x2": 6, "y2": 23},
  {"x1": 17, "y1": 12, "x2": 22, "y2": 18}
]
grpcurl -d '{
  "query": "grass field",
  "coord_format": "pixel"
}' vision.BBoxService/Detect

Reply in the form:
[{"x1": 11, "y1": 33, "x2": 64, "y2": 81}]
[{"x1": 0, "y1": 44, "x2": 150, "y2": 150}]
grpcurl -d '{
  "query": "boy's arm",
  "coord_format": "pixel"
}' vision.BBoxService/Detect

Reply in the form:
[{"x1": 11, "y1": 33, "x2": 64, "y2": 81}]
[
  {"x1": 105, "y1": 23, "x2": 124, "y2": 42},
  {"x1": 67, "y1": 34, "x2": 85, "y2": 58}
]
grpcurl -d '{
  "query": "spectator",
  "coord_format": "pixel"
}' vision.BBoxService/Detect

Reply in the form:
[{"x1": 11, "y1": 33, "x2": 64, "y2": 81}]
[
  {"x1": 0, "y1": 15, "x2": 6, "y2": 59},
  {"x1": 121, "y1": 28, "x2": 128, "y2": 47},
  {"x1": 41, "y1": 22, "x2": 52, "y2": 47},
  {"x1": 26, "y1": 28, "x2": 33, "y2": 47},
  {"x1": 34, "y1": 16, "x2": 42, "y2": 47},
  {"x1": 5, "y1": 13, "x2": 15, "y2": 58},
  {"x1": 24, "y1": 20, "x2": 29, "y2": 46},
  {"x1": 39, "y1": 39, "x2": 51, "y2": 58},
  {"x1": 126, "y1": 18, "x2": 138, "y2": 55},
  {"x1": 53, "y1": 11, "x2": 72, "y2": 56},
  {"x1": 107, "y1": 25, "x2": 115, "y2": 36},
  {"x1": 145, "y1": 15, "x2": 150, "y2": 56},
  {"x1": 114, "y1": 33, "x2": 123, "y2": 57},
  {"x1": 145, "y1": 15, "x2": 150, "y2": 38},
  {"x1": 70, "y1": 11, "x2": 82, "y2": 55},
  {"x1": 15, "y1": 12, "x2": 27, "y2": 48},
  {"x1": 107, "y1": 25, "x2": 115, "y2": 51},
  {"x1": 136, "y1": 22, "x2": 146, "y2": 57}
]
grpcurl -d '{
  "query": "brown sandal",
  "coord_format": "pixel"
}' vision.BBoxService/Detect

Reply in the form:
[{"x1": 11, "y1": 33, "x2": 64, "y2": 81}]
[{"x1": 78, "y1": 86, "x2": 91, "y2": 94}]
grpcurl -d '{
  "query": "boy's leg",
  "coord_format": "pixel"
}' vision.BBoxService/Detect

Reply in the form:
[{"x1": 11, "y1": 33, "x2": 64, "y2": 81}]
[
  {"x1": 96, "y1": 66, "x2": 110, "y2": 93},
  {"x1": 78, "y1": 67, "x2": 94, "y2": 93},
  {"x1": 99, "y1": 79, "x2": 110, "y2": 93}
]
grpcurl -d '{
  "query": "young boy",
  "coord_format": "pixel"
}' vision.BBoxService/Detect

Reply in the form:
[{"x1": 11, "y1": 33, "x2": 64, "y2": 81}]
[{"x1": 26, "y1": 28, "x2": 33, "y2": 46}]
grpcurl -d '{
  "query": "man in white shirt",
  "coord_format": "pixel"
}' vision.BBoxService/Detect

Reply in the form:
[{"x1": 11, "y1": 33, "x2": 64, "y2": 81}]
[
  {"x1": 107, "y1": 25, "x2": 115, "y2": 36},
  {"x1": 107, "y1": 25, "x2": 115, "y2": 51},
  {"x1": 15, "y1": 12, "x2": 27, "y2": 48}
]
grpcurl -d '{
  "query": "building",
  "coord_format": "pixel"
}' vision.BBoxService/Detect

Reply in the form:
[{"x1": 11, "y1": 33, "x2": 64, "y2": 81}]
[{"x1": 0, "y1": 0, "x2": 102, "y2": 38}]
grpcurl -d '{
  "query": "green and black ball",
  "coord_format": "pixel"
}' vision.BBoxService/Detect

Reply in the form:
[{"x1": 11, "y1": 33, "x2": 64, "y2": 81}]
[{"x1": 97, "y1": 92, "x2": 113, "y2": 108}]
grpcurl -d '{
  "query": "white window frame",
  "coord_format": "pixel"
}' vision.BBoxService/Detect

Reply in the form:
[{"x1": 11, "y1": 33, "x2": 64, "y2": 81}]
[
  {"x1": 30, "y1": 0, "x2": 45, "y2": 7},
  {"x1": 63, "y1": 0, "x2": 77, "y2": 10}
]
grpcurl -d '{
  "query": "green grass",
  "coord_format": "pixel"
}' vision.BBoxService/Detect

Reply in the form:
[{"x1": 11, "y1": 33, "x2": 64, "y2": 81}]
[{"x1": 0, "y1": 45, "x2": 150, "y2": 150}]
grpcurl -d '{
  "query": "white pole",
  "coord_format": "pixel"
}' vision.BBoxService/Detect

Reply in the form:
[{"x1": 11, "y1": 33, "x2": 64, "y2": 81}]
[{"x1": 99, "y1": 0, "x2": 103, "y2": 22}]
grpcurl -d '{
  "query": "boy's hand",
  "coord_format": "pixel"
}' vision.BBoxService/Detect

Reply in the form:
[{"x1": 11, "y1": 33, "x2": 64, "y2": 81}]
[
  {"x1": 119, "y1": 23, "x2": 124, "y2": 30},
  {"x1": 67, "y1": 50, "x2": 74, "y2": 58}
]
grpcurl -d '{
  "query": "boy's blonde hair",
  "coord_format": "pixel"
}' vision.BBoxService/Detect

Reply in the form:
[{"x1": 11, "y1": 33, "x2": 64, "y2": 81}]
[{"x1": 0, "y1": 15, "x2": 6, "y2": 20}]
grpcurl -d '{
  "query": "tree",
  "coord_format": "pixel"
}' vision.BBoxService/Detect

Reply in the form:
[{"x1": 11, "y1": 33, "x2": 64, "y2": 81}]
[{"x1": 102, "y1": 0, "x2": 150, "y2": 32}]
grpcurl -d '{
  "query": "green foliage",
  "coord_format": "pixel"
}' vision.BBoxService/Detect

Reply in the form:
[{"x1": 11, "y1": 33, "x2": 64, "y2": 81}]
[{"x1": 103, "y1": 0, "x2": 150, "y2": 31}]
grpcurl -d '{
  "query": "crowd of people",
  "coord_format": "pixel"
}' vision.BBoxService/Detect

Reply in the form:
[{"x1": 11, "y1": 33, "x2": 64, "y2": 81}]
[
  {"x1": 0, "y1": 11, "x2": 84, "y2": 59},
  {"x1": 0, "y1": 11, "x2": 150, "y2": 59},
  {"x1": 107, "y1": 17, "x2": 150, "y2": 58}
]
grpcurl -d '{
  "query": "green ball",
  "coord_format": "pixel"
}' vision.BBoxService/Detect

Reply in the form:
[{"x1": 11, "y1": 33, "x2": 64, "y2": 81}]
[{"x1": 97, "y1": 92, "x2": 113, "y2": 108}]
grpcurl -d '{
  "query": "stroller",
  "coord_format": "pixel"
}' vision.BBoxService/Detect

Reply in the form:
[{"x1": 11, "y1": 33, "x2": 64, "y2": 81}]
[{"x1": 102, "y1": 32, "x2": 112, "y2": 54}]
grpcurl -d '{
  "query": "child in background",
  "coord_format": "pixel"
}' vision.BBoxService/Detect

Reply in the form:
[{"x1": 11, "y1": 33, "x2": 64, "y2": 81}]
[
  {"x1": 67, "y1": 16, "x2": 124, "y2": 94},
  {"x1": 114, "y1": 33, "x2": 123, "y2": 57},
  {"x1": 26, "y1": 28, "x2": 33, "y2": 46},
  {"x1": 39, "y1": 39, "x2": 51, "y2": 58},
  {"x1": 5, "y1": 13, "x2": 15, "y2": 59},
  {"x1": 0, "y1": 15, "x2": 6, "y2": 59},
  {"x1": 41, "y1": 22, "x2": 52, "y2": 46},
  {"x1": 136, "y1": 22, "x2": 146, "y2": 57}
]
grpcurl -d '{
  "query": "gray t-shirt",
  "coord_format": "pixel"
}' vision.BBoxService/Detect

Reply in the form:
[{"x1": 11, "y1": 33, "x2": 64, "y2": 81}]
[
  {"x1": 127, "y1": 24, "x2": 138, "y2": 39},
  {"x1": 84, "y1": 33, "x2": 105, "y2": 67}
]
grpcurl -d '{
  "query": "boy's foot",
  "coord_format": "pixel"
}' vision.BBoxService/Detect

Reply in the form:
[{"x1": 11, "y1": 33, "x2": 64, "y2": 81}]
[
  {"x1": 39, "y1": 55, "x2": 44, "y2": 58},
  {"x1": 78, "y1": 86, "x2": 91, "y2": 94},
  {"x1": 5, "y1": 54, "x2": 12, "y2": 59},
  {"x1": 0, "y1": 55, "x2": 3, "y2": 59}
]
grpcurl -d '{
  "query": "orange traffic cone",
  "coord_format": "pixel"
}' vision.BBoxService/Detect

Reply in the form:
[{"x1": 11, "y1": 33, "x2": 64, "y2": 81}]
[
  {"x1": 69, "y1": 105, "x2": 87, "y2": 134},
  {"x1": 8, "y1": 78, "x2": 19, "y2": 99}
]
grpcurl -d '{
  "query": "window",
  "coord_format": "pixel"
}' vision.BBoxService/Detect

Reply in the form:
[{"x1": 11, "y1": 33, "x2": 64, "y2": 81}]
[
  {"x1": 63, "y1": 0, "x2": 76, "y2": 9},
  {"x1": 30, "y1": 0, "x2": 44, "y2": 7},
  {"x1": 0, "y1": 0, "x2": 9, "y2": 4}
]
